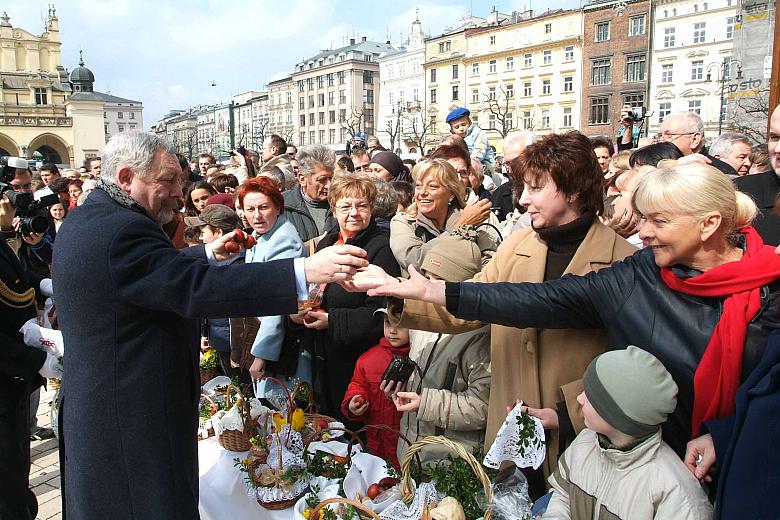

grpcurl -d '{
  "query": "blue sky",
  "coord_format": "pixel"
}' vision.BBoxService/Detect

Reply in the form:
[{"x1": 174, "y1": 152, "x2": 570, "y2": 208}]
[{"x1": 11, "y1": 0, "x2": 583, "y2": 127}]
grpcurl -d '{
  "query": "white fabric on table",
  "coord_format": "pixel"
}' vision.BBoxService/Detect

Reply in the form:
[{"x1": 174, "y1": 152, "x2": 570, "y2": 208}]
[{"x1": 198, "y1": 437, "x2": 292, "y2": 520}]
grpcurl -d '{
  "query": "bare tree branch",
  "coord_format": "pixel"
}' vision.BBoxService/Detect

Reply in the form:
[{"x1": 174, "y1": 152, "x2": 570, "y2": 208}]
[{"x1": 480, "y1": 85, "x2": 515, "y2": 138}]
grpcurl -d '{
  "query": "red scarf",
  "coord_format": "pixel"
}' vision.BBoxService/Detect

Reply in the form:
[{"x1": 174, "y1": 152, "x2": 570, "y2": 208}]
[{"x1": 660, "y1": 227, "x2": 780, "y2": 436}]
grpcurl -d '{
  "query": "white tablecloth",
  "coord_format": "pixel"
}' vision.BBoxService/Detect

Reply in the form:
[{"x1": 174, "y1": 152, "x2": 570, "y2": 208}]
[{"x1": 198, "y1": 437, "x2": 294, "y2": 520}]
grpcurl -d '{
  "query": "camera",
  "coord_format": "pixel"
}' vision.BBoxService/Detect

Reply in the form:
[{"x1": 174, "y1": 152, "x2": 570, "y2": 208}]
[
  {"x1": 628, "y1": 107, "x2": 645, "y2": 121},
  {"x1": 381, "y1": 356, "x2": 417, "y2": 386},
  {"x1": 0, "y1": 186, "x2": 59, "y2": 234},
  {"x1": 0, "y1": 155, "x2": 59, "y2": 236}
]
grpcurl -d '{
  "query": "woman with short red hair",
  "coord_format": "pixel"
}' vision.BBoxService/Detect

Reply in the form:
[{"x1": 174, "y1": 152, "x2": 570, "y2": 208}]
[{"x1": 234, "y1": 177, "x2": 305, "y2": 387}]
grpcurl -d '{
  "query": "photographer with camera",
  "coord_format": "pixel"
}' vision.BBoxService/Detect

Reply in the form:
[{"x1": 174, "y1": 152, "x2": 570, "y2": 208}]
[
  {"x1": 617, "y1": 103, "x2": 644, "y2": 151},
  {"x1": 1, "y1": 158, "x2": 59, "y2": 277}
]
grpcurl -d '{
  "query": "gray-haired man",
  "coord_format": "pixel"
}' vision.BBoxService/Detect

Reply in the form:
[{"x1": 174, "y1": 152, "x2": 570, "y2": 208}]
[{"x1": 52, "y1": 132, "x2": 367, "y2": 519}]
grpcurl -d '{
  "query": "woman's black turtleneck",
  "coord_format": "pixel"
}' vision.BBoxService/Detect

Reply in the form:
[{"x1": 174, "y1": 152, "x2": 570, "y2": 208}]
[{"x1": 535, "y1": 212, "x2": 594, "y2": 281}]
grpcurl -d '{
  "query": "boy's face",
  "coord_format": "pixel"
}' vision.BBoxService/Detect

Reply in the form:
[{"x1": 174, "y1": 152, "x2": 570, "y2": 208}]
[
  {"x1": 577, "y1": 391, "x2": 614, "y2": 435},
  {"x1": 384, "y1": 318, "x2": 409, "y2": 347},
  {"x1": 449, "y1": 116, "x2": 471, "y2": 138}
]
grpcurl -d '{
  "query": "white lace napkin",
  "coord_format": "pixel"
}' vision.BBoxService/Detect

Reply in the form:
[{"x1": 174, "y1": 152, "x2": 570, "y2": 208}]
[{"x1": 483, "y1": 402, "x2": 546, "y2": 470}]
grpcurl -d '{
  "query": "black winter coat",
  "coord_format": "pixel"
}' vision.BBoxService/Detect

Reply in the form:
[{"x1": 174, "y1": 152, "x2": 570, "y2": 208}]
[
  {"x1": 446, "y1": 246, "x2": 780, "y2": 457},
  {"x1": 0, "y1": 238, "x2": 46, "y2": 519},
  {"x1": 52, "y1": 189, "x2": 299, "y2": 519},
  {"x1": 282, "y1": 186, "x2": 338, "y2": 243},
  {"x1": 311, "y1": 219, "x2": 400, "y2": 424},
  {"x1": 706, "y1": 329, "x2": 780, "y2": 519}
]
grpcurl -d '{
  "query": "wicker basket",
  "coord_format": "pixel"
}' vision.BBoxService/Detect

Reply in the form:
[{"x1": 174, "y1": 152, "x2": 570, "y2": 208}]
[
  {"x1": 311, "y1": 497, "x2": 380, "y2": 520},
  {"x1": 261, "y1": 491, "x2": 306, "y2": 511},
  {"x1": 356, "y1": 424, "x2": 422, "y2": 470},
  {"x1": 200, "y1": 367, "x2": 219, "y2": 387},
  {"x1": 400, "y1": 436, "x2": 494, "y2": 520},
  {"x1": 217, "y1": 384, "x2": 252, "y2": 452}
]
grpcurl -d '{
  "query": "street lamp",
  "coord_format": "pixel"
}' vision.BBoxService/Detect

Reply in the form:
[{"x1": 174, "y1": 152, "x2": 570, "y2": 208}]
[
  {"x1": 706, "y1": 58, "x2": 743, "y2": 136},
  {"x1": 211, "y1": 82, "x2": 235, "y2": 151}
]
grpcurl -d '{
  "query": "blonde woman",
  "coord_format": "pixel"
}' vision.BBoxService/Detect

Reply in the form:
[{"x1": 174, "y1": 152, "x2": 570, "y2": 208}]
[
  {"x1": 389, "y1": 159, "x2": 500, "y2": 274},
  {"x1": 369, "y1": 163, "x2": 780, "y2": 460}
]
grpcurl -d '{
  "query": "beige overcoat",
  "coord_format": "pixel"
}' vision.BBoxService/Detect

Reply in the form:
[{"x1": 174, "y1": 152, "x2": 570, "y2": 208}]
[{"x1": 395, "y1": 220, "x2": 636, "y2": 476}]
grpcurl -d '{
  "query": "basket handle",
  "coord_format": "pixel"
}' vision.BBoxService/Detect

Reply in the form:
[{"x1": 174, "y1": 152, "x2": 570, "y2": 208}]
[
  {"x1": 303, "y1": 426, "x2": 364, "y2": 465},
  {"x1": 262, "y1": 376, "x2": 295, "y2": 419},
  {"x1": 399, "y1": 435, "x2": 493, "y2": 520},
  {"x1": 290, "y1": 381, "x2": 317, "y2": 413},
  {"x1": 355, "y1": 424, "x2": 422, "y2": 470},
  {"x1": 311, "y1": 497, "x2": 380, "y2": 520}
]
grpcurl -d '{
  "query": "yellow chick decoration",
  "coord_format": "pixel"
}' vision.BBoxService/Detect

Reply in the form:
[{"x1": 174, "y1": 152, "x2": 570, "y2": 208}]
[
  {"x1": 291, "y1": 408, "x2": 305, "y2": 432},
  {"x1": 272, "y1": 412, "x2": 287, "y2": 432}
]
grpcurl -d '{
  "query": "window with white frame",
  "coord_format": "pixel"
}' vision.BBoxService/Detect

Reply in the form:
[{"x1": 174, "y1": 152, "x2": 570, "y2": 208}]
[
  {"x1": 726, "y1": 17, "x2": 735, "y2": 39},
  {"x1": 522, "y1": 110, "x2": 532, "y2": 129},
  {"x1": 592, "y1": 58, "x2": 611, "y2": 85},
  {"x1": 490, "y1": 35, "x2": 496, "y2": 45},
  {"x1": 562, "y1": 107, "x2": 573, "y2": 127},
  {"x1": 472, "y1": 89, "x2": 479, "y2": 103},
  {"x1": 629, "y1": 15, "x2": 646, "y2": 36},
  {"x1": 430, "y1": 88, "x2": 437, "y2": 103},
  {"x1": 693, "y1": 22, "x2": 706, "y2": 43},
  {"x1": 564, "y1": 46, "x2": 574, "y2": 62},
  {"x1": 489, "y1": 60, "x2": 497, "y2": 73},
  {"x1": 590, "y1": 97, "x2": 609, "y2": 124},
  {"x1": 661, "y1": 64, "x2": 674, "y2": 83},
  {"x1": 545, "y1": 23, "x2": 552, "y2": 33},
  {"x1": 625, "y1": 53, "x2": 646, "y2": 82},
  {"x1": 688, "y1": 99, "x2": 702, "y2": 114},
  {"x1": 506, "y1": 84, "x2": 514, "y2": 98},
  {"x1": 595, "y1": 21, "x2": 610, "y2": 42},
  {"x1": 452, "y1": 85, "x2": 459, "y2": 100},
  {"x1": 542, "y1": 50, "x2": 551, "y2": 65},
  {"x1": 506, "y1": 56, "x2": 514, "y2": 70},
  {"x1": 523, "y1": 81, "x2": 532, "y2": 97},
  {"x1": 691, "y1": 60, "x2": 704, "y2": 81},
  {"x1": 563, "y1": 76, "x2": 573, "y2": 92},
  {"x1": 664, "y1": 27, "x2": 675, "y2": 48},
  {"x1": 542, "y1": 79, "x2": 551, "y2": 95},
  {"x1": 524, "y1": 53, "x2": 532, "y2": 68},
  {"x1": 506, "y1": 112, "x2": 513, "y2": 129},
  {"x1": 430, "y1": 68, "x2": 437, "y2": 82},
  {"x1": 488, "y1": 113, "x2": 496, "y2": 129},
  {"x1": 488, "y1": 86, "x2": 496, "y2": 100},
  {"x1": 472, "y1": 62, "x2": 480, "y2": 75},
  {"x1": 452, "y1": 64, "x2": 459, "y2": 79},
  {"x1": 541, "y1": 109, "x2": 550, "y2": 128}
]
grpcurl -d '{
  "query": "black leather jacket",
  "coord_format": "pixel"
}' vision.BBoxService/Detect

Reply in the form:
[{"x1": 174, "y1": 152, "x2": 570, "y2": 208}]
[{"x1": 446, "y1": 246, "x2": 780, "y2": 456}]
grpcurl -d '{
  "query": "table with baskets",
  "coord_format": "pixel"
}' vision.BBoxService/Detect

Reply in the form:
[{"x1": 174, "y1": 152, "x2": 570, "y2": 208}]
[{"x1": 197, "y1": 378, "x2": 543, "y2": 520}]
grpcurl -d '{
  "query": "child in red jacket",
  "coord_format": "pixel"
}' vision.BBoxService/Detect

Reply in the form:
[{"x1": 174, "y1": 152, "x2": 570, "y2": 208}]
[{"x1": 341, "y1": 309, "x2": 410, "y2": 469}]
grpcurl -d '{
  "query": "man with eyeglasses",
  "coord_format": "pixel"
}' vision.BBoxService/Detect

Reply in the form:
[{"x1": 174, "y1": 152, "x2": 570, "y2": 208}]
[
  {"x1": 733, "y1": 104, "x2": 780, "y2": 245},
  {"x1": 655, "y1": 111, "x2": 737, "y2": 176},
  {"x1": 351, "y1": 149, "x2": 371, "y2": 173}
]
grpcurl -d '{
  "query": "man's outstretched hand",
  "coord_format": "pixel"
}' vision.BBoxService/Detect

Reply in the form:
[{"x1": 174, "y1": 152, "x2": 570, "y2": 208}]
[{"x1": 304, "y1": 244, "x2": 368, "y2": 283}]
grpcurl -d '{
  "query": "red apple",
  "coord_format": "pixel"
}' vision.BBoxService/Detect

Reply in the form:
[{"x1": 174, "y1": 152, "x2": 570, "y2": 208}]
[{"x1": 366, "y1": 483, "x2": 382, "y2": 500}]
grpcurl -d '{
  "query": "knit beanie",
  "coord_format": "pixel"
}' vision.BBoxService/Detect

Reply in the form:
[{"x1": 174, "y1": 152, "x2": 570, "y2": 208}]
[
  {"x1": 420, "y1": 226, "x2": 482, "y2": 282},
  {"x1": 370, "y1": 151, "x2": 405, "y2": 179},
  {"x1": 583, "y1": 346, "x2": 678, "y2": 437}
]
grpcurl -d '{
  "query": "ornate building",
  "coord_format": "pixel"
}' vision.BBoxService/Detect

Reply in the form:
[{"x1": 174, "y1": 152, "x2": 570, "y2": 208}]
[{"x1": 0, "y1": 7, "x2": 143, "y2": 166}]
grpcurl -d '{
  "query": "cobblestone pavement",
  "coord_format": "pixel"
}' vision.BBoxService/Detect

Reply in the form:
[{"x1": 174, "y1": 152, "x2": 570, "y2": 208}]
[{"x1": 30, "y1": 385, "x2": 61, "y2": 520}]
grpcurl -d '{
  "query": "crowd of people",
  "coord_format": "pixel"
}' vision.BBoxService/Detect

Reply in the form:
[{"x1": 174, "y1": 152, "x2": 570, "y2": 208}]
[{"x1": 1, "y1": 101, "x2": 779, "y2": 519}]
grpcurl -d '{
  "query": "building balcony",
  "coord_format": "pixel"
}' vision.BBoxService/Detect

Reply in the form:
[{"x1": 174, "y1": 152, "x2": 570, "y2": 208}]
[{"x1": 0, "y1": 115, "x2": 72, "y2": 127}]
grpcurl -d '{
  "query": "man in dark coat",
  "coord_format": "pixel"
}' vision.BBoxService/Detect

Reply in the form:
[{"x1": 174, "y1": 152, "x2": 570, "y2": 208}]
[
  {"x1": 0, "y1": 234, "x2": 56, "y2": 519},
  {"x1": 734, "y1": 104, "x2": 780, "y2": 246},
  {"x1": 52, "y1": 132, "x2": 367, "y2": 519},
  {"x1": 282, "y1": 145, "x2": 338, "y2": 244}
]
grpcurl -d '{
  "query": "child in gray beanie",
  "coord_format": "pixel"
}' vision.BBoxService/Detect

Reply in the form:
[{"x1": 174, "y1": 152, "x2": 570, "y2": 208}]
[{"x1": 543, "y1": 346, "x2": 713, "y2": 520}]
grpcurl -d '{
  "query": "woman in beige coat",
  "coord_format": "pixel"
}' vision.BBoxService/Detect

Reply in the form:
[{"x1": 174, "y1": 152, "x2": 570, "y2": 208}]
[{"x1": 360, "y1": 132, "x2": 636, "y2": 496}]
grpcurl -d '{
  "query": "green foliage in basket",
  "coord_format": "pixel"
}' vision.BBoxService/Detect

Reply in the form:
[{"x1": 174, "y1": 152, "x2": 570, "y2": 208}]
[
  {"x1": 200, "y1": 348, "x2": 220, "y2": 370},
  {"x1": 425, "y1": 450, "x2": 497, "y2": 520},
  {"x1": 306, "y1": 450, "x2": 349, "y2": 480}
]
